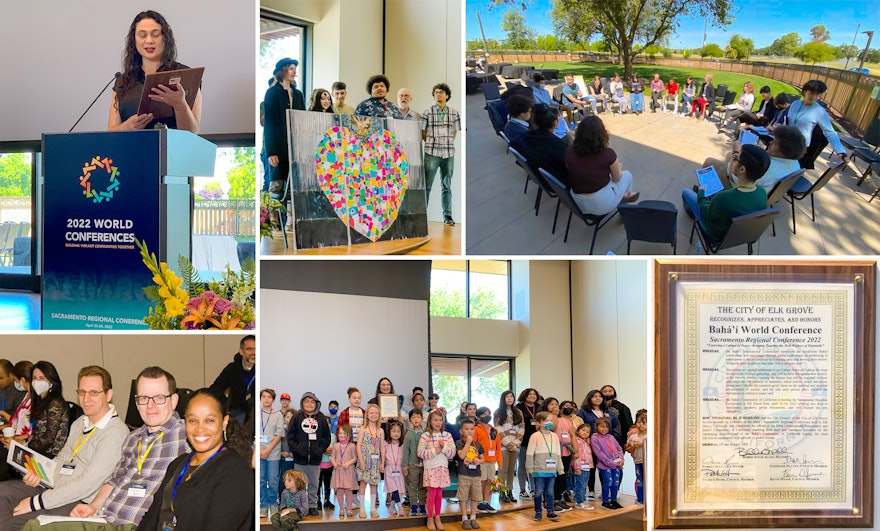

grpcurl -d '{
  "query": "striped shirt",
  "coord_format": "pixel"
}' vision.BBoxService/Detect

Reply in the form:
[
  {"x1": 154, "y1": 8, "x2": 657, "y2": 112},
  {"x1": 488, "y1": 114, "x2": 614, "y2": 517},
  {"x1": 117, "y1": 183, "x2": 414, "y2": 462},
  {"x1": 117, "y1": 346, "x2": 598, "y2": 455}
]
[
  {"x1": 100, "y1": 414, "x2": 189, "y2": 525},
  {"x1": 420, "y1": 104, "x2": 461, "y2": 159}
]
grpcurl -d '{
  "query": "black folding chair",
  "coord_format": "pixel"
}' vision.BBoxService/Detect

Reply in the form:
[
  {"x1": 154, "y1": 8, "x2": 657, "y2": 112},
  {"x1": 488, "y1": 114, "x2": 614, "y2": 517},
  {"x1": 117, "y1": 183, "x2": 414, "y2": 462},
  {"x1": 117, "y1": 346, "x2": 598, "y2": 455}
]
[
  {"x1": 785, "y1": 160, "x2": 847, "y2": 233},
  {"x1": 539, "y1": 168, "x2": 616, "y2": 254},
  {"x1": 509, "y1": 148, "x2": 556, "y2": 216},
  {"x1": 764, "y1": 169, "x2": 805, "y2": 236},
  {"x1": 617, "y1": 200, "x2": 678, "y2": 254},
  {"x1": 480, "y1": 82, "x2": 501, "y2": 104}
]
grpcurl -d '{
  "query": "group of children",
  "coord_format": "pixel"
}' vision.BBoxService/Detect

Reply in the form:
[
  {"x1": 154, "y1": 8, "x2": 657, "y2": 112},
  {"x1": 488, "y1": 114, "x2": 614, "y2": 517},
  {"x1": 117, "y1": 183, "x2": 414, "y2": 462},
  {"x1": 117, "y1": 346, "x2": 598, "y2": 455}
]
[{"x1": 267, "y1": 387, "x2": 647, "y2": 530}]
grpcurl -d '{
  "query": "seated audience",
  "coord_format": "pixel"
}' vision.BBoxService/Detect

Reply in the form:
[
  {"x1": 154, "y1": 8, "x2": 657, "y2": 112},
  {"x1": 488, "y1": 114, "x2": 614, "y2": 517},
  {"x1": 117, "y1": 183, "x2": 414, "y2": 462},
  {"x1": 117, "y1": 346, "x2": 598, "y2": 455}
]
[
  {"x1": 355, "y1": 75, "x2": 404, "y2": 118},
  {"x1": 682, "y1": 144, "x2": 771, "y2": 241},
  {"x1": 588, "y1": 77, "x2": 610, "y2": 114},
  {"x1": 664, "y1": 78, "x2": 679, "y2": 113},
  {"x1": 703, "y1": 126, "x2": 806, "y2": 193},
  {"x1": 137, "y1": 388, "x2": 254, "y2": 531},
  {"x1": 649, "y1": 73, "x2": 663, "y2": 112},
  {"x1": 397, "y1": 88, "x2": 421, "y2": 121},
  {"x1": 532, "y1": 74, "x2": 576, "y2": 125},
  {"x1": 565, "y1": 116, "x2": 640, "y2": 215},
  {"x1": 0, "y1": 366, "x2": 128, "y2": 531},
  {"x1": 24, "y1": 367, "x2": 190, "y2": 531},
  {"x1": 23, "y1": 362, "x2": 68, "y2": 459},
  {"x1": 0, "y1": 360, "x2": 26, "y2": 424},
  {"x1": 308, "y1": 88, "x2": 334, "y2": 113},
  {"x1": 736, "y1": 85, "x2": 776, "y2": 127},
  {"x1": 331, "y1": 82, "x2": 355, "y2": 115},
  {"x1": 502, "y1": 94, "x2": 533, "y2": 144},
  {"x1": 718, "y1": 82, "x2": 755, "y2": 129},
  {"x1": 0, "y1": 361, "x2": 33, "y2": 482},
  {"x1": 629, "y1": 75, "x2": 645, "y2": 114},
  {"x1": 608, "y1": 74, "x2": 630, "y2": 114},
  {"x1": 511, "y1": 104, "x2": 571, "y2": 186},
  {"x1": 561, "y1": 74, "x2": 597, "y2": 118},
  {"x1": 680, "y1": 77, "x2": 696, "y2": 116},
  {"x1": 692, "y1": 74, "x2": 715, "y2": 121}
]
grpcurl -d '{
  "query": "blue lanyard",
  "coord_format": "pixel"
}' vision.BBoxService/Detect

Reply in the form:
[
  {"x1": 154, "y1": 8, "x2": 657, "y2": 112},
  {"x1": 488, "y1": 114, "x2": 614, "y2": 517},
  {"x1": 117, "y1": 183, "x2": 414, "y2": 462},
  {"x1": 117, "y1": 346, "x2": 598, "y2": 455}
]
[
  {"x1": 244, "y1": 373, "x2": 255, "y2": 391},
  {"x1": 172, "y1": 445, "x2": 224, "y2": 504}
]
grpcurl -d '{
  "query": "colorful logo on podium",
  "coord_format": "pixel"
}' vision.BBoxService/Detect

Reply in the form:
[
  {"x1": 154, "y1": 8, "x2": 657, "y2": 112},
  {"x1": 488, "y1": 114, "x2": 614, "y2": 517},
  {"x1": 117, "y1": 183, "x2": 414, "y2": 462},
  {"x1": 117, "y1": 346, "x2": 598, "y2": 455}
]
[{"x1": 79, "y1": 156, "x2": 120, "y2": 203}]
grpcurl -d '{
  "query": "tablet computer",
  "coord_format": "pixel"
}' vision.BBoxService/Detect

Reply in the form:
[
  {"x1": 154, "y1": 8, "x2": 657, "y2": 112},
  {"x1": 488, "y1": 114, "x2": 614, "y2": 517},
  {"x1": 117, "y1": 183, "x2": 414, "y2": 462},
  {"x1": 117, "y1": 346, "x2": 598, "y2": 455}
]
[{"x1": 137, "y1": 67, "x2": 204, "y2": 119}]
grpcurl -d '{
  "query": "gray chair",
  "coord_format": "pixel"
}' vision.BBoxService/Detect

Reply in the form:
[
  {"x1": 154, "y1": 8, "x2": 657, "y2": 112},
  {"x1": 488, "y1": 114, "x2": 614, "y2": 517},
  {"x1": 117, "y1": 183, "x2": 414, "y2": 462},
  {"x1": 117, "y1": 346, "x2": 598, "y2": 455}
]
[
  {"x1": 509, "y1": 148, "x2": 556, "y2": 216},
  {"x1": 539, "y1": 168, "x2": 616, "y2": 254},
  {"x1": 617, "y1": 200, "x2": 678, "y2": 254},
  {"x1": 852, "y1": 119, "x2": 880, "y2": 199},
  {"x1": 480, "y1": 82, "x2": 501, "y2": 103},
  {"x1": 690, "y1": 207, "x2": 782, "y2": 255},
  {"x1": 764, "y1": 169, "x2": 805, "y2": 236}
]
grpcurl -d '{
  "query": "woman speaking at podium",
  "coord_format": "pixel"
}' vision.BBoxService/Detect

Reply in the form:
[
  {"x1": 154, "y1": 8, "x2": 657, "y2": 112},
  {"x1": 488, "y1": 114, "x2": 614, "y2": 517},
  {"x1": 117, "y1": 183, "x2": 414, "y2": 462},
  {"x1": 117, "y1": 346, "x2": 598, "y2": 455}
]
[{"x1": 107, "y1": 11, "x2": 202, "y2": 133}]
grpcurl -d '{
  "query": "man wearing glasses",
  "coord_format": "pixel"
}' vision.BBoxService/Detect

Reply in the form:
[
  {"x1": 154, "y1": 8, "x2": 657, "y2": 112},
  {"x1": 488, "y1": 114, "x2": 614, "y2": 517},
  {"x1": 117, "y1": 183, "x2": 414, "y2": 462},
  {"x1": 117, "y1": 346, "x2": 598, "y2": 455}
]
[
  {"x1": 0, "y1": 366, "x2": 128, "y2": 531},
  {"x1": 26, "y1": 367, "x2": 190, "y2": 530}
]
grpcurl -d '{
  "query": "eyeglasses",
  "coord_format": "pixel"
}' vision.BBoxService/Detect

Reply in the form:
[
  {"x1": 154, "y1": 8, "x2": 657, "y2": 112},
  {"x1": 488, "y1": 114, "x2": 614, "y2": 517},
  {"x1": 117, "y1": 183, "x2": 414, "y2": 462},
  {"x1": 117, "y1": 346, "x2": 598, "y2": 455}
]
[
  {"x1": 76, "y1": 389, "x2": 107, "y2": 399},
  {"x1": 134, "y1": 394, "x2": 173, "y2": 406}
]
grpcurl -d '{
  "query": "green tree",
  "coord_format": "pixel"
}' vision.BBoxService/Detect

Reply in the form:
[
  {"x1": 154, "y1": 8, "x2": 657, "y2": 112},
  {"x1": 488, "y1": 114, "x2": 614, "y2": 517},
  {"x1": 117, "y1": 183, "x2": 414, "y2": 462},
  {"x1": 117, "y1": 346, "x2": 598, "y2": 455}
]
[
  {"x1": 859, "y1": 48, "x2": 880, "y2": 63},
  {"x1": 227, "y1": 147, "x2": 256, "y2": 200},
  {"x1": 473, "y1": 370, "x2": 510, "y2": 407},
  {"x1": 430, "y1": 285, "x2": 507, "y2": 319},
  {"x1": 431, "y1": 374, "x2": 467, "y2": 422},
  {"x1": 796, "y1": 42, "x2": 836, "y2": 65},
  {"x1": 701, "y1": 43, "x2": 725, "y2": 58},
  {"x1": 501, "y1": 8, "x2": 536, "y2": 49},
  {"x1": 767, "y1": 32, "x2": 802, "y2": 57},
  {"x1": 537, "y1": 0, "x2": 731, "y2": 79},
  {"x1": 0, "y1": 154, "x2": 30, "y2": 197},
  {"x1": 725, "y1": 34, "x2": 755, "y2": 61},
  {"x1": 535, "y1": 33, "x2": 565, "y2": 51},
  {"x1": 837, "y1": 44, "x2": 859, "y2": 62},
  {"x1": 810, "y1": 24, "x2": 830, "y2": 43},
  {"x1": 430, "y1": 285, "x2": 466, "y2": 318}
]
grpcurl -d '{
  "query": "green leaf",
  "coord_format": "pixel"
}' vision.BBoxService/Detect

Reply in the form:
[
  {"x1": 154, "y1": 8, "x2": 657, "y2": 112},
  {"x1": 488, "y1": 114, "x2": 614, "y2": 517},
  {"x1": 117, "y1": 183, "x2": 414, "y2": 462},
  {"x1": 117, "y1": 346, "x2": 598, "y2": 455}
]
[{"x1": 178, "y1": 255, "x2": 205, "y2": 297}]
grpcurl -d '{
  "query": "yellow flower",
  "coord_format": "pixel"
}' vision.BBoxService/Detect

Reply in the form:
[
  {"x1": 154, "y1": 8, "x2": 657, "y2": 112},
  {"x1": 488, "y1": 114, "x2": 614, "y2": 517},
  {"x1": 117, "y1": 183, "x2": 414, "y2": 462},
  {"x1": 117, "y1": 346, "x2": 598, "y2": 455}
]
[{"x1": 164, "y1": 296, "x2": 185, "y2": 318}]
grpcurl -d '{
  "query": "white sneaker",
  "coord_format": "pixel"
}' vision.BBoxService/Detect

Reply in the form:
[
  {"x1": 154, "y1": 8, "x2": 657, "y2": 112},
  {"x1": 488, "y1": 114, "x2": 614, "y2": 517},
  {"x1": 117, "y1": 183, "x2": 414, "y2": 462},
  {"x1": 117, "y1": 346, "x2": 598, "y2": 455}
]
[{"x1": 576, "y1": 503, "x2": 595, "y2": 511}]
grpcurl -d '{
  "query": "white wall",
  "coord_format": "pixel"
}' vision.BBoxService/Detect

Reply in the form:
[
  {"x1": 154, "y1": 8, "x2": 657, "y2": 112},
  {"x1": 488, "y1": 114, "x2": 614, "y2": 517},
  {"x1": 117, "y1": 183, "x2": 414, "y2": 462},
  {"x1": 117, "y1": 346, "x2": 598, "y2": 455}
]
[
  {"x1": 0, "y1": 333, "x2": 242, "y2": 420},
  {"x1": 0, "y1": 0, "x2": 255, "y2": 141},
  {"x1": 430, "y1": 316, "x2": 520, "y2": 356}
]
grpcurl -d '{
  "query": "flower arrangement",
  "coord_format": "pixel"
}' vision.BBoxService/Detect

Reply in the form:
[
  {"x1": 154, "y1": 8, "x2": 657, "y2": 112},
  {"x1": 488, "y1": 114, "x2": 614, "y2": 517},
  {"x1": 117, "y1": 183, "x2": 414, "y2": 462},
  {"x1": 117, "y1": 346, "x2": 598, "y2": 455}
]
[
  {"x1": 135, "y1": 239, "x2": 255, "y2": 330},
  {"x1": 260, "y1": 192, "x2": 285, "y2": 239}
]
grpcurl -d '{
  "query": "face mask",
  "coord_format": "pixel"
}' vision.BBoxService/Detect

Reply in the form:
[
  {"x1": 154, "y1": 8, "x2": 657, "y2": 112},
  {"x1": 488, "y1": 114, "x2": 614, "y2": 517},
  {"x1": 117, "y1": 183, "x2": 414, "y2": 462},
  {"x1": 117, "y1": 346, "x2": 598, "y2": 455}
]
[
  {"x1": 13, "y1": 381, "x2": 25, "y2": 392},
  {"x1": 338, "y1": 436, "x2": 348, "y2": 443},
  {"x1": 561, "y1": 407, "x2": 573, "y2": 416},
  {"x1": 329, "y1": 408, "x2": 338, "y2": 415},
  {"x1": 32, "y1": 380, "x2": 52, "y2": 396},
  {"x1": 543, "y1": 422, "x2": 554, "y2": 430}
]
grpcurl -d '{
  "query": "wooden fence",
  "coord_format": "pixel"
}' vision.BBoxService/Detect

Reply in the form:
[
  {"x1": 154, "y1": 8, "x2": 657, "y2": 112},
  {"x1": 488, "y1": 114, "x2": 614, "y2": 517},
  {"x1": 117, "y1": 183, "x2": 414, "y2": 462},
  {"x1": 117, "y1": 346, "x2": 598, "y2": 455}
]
[
  {"x1": 192, "y1": 200, "x2": 256, "y2": 237},
  {"x1": 474, "y1": 51, "x2": 880, "y2": 133}
]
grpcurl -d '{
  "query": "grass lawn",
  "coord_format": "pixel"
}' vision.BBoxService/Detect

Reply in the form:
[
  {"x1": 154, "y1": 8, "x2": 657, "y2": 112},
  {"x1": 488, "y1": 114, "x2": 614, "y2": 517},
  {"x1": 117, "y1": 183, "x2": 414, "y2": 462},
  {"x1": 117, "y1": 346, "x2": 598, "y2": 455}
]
[{"x1": 536, "y1": 61, "x2": 799, "y2": 98}]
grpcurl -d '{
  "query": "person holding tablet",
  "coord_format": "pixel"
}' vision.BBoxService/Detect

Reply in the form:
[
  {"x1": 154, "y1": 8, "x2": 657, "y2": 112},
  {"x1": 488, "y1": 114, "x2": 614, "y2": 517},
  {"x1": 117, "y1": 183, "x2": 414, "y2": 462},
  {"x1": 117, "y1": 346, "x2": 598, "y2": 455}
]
[{"x1": 107, "y1": 11, "x2": 202, "y2": 133}]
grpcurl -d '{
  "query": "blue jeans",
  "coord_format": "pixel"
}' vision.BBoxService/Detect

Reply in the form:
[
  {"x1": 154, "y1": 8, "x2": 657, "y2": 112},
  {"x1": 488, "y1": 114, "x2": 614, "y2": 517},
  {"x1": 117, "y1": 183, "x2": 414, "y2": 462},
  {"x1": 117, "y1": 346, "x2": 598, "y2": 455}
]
[
  {"x1": 681, "y1": 188, "x2": 707, "y2": 231},
  {"x1": 517, "y1": 445, "x2": 533, "y2": 494},
  {"x1": 424, "y1": 154, "x2": 454, "y2": 219},
  {"x1": 630, "y1": 93, "x2": 644, "y2": 112},
  {"x1": 572, "y1": 470, "x2": 589, "y2": 504},
  {"x1": 598, "y1": 468, "x2": 621, "y2": 504},
  {"x1": 635, "y1": 463, "x2": 644, "y2": 503},
  {"x1": 532, "y1": 475, "x2": 556, "y2": 516},
  {"x1": 681, "y1": 95, "x2": 694, "y2": 114},
  {"x1": 260, "y1": 459, "x2": 280, "y2": 509}
]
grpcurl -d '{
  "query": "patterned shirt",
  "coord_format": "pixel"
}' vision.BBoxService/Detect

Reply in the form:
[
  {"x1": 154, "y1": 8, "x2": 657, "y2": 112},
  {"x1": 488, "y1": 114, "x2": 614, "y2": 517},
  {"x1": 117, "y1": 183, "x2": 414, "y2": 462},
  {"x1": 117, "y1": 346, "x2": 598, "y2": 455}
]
[
  {"x1": 355, "y1": 97, "x2": 404, "y2": 118},
  {"x1": 100, "y1": 413, "x2": 190, "y2": 525},
  {"x1": 420, "y1": 104, "x2": 461, "y2": 159}
]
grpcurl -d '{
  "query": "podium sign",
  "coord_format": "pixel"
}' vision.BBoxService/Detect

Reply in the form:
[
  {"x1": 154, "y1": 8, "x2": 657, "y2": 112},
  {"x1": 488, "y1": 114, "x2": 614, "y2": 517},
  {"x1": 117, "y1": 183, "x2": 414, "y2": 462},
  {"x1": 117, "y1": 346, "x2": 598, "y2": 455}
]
[{"x1": 42, "y1": 130, "x2": 213, "y2": 330}]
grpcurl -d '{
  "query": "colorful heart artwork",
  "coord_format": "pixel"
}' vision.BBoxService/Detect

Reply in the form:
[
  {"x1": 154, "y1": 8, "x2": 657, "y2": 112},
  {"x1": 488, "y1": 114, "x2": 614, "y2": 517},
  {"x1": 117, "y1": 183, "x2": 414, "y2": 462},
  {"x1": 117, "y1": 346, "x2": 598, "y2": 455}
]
[{"x1": 315, "y1": 126, "x2": 409, "y2": 242}]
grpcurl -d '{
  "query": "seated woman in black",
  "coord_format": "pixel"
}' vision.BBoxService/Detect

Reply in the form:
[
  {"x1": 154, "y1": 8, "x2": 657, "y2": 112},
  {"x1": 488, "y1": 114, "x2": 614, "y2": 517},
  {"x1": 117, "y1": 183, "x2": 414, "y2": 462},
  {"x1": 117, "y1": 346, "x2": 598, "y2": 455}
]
[
  {"x1": 108, "y1": 11, "x2": 202, "y2": 133},
  {"x1": 511, "y1": 104, "x2": 570, "y2": 186},
  {"x1": 25, "y1": 361, "x2": 69, "y2": 459},
  {"x1": 137, "y1": 388, "x2": 253, "y2": 530}
]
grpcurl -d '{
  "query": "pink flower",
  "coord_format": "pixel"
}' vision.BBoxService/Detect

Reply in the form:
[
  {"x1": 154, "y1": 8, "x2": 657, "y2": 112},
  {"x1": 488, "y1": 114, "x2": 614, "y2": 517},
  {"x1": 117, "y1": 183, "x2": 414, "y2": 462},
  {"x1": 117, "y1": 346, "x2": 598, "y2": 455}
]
[{"x1": 187, "y1": 291, "x2": 235, "y2": 315}]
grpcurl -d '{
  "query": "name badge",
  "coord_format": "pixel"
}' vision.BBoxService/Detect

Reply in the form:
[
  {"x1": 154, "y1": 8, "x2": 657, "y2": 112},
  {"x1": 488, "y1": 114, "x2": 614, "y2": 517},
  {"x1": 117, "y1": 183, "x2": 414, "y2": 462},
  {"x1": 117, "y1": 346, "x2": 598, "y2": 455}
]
[
  {"x1": 530, "y1": 420, "x2": 537, "y2": 426},
  {"x1": 60, "y1": 464, "x2": 76, "y2": 476},
  {"x1": 468, "y1": 464, "x2": 477, "y2": 469},
  {"x1": 128, "y1": 483, "x2": 148, "y2": 498},
  {"x1": 391, "y1": 470, "x2": 402, "y2": 477},
  {"x1": 545, "y1": 459, "x2": 556, "y2": 468},
  {"x1": 351, "y1": 417, "x2": 363, "y2": 425},
  {"x1": 284, "y1": 457, "x2": 294, "y2": 462},
  {"x1": 260, "y1": 435, "x2": 269, "y2": 444},
  {"x1": 560, "y1": 432, "x2": 570, "y2": 440},
  {"x1": 370, "y1": 453, "x2": 380, "y2": 461},
  {"x1": 580, "y1": 463, "x2": 591, "y2": 470},
  {"x1": 509, "y1": 428, "x2": 517, "y2": 434},
  {"x1": 308, "y1": 433, "x2": 317, "y2": 441},
  {"x1": 488, "y1": 450, "x2": 495, "y2": 457}
]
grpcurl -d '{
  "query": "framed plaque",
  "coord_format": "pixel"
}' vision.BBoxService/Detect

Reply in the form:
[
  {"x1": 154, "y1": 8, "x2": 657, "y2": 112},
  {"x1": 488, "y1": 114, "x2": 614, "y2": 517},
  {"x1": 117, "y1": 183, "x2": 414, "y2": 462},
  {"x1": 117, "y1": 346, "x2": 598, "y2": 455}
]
[
  {"x1": 655, "y1": 260, "x2": 875, "y2": 528},
  {"x1": 378, "y1": 393, "x2": 399, "y2": 419}
]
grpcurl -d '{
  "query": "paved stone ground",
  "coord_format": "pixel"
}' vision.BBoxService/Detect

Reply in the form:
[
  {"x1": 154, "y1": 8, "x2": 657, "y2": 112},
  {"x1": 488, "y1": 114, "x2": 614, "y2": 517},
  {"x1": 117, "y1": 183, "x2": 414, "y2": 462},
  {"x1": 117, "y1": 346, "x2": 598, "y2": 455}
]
[{"x1": 466, "y1": 90, "x2": 880, "y2": 255}]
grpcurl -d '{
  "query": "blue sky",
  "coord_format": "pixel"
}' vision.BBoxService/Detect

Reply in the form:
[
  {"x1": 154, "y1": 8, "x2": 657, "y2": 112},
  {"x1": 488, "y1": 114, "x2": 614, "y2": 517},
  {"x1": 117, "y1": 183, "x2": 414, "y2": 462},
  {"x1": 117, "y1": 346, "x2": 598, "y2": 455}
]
[{"x1": 465, "y1": 0, "x2": 880, "y2": 50}]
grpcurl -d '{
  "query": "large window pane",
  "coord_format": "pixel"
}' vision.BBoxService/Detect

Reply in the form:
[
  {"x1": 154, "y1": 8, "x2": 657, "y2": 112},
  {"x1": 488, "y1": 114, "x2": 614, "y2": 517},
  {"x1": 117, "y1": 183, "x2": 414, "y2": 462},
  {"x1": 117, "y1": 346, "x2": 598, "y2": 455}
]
[
  {"x1": 468, "y1": 260, "x2": 509, "y2": 319},
  {"x1": 470, "y1": 358, "x2": 511, "y2": 410},
  {"x1": 0, "y1": 152, "x2": 33, "y2": 275},
  {"x1": 430, "y1": 356, "x2": 468, "y2": 425},
  {"x1": 430, "y1": 260, "x2": 467, "y2": 318}
]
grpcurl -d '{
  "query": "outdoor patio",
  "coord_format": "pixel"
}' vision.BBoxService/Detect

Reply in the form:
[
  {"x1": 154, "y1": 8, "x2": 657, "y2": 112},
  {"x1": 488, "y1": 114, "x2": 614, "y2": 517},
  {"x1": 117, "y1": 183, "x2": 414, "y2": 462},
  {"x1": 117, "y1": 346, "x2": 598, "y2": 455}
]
[{"x1": 466, "y1": 91, "x2": 880, "y2": 255}]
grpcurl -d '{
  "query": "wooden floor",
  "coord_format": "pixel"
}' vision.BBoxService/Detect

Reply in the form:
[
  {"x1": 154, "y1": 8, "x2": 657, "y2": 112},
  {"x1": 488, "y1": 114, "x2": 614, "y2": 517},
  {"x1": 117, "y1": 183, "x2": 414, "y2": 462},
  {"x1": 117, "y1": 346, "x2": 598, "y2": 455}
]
[
  {"x1": 261, "y1": 493, "x2": 643, "y2": 531},
  {"x1": 260, "y1": 221, "x2": 461, "y2": 256}
]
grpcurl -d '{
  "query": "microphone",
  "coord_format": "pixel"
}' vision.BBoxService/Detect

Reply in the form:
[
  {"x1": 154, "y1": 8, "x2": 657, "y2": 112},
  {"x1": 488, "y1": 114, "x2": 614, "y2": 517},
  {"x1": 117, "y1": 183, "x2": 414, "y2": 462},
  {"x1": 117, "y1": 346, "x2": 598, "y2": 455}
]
[{"x1": 68, "y1": 72, "x2": 121, "y2": 133}]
